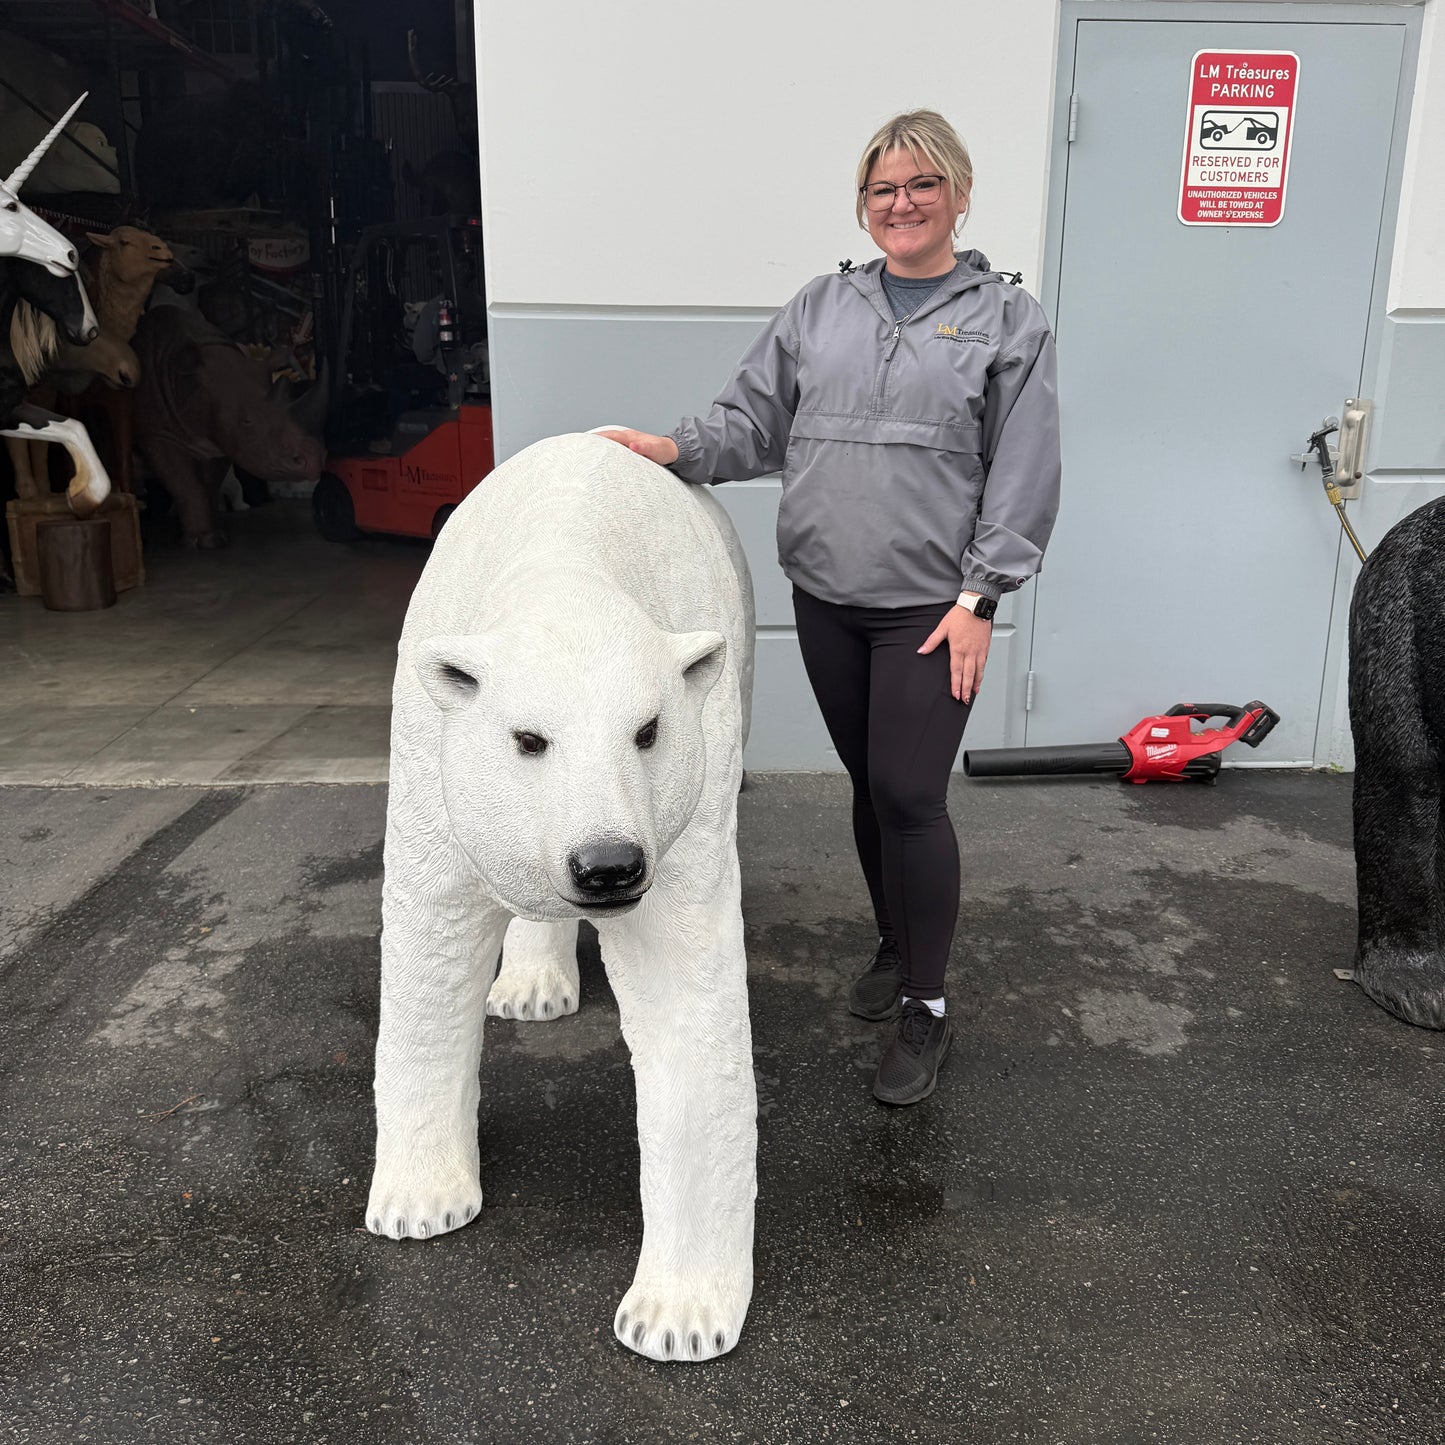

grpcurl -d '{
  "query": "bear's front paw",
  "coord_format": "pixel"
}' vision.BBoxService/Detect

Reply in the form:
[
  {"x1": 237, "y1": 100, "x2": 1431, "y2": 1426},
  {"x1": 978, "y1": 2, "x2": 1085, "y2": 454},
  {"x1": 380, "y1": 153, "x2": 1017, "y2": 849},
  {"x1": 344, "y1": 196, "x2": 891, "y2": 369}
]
[
  {"x1": 486, "y1": 961, "x2": 579, "y2": 1021},
  {"x1": 366, "y1": 1150, "x2": 483, "y2": 1241},
  {"x1": 613, "y1": 1273, "x2": 750, "y2": 1363},
  {"x1": 1356, "y1": 946, "x2": 1445, "y2": 1029}
]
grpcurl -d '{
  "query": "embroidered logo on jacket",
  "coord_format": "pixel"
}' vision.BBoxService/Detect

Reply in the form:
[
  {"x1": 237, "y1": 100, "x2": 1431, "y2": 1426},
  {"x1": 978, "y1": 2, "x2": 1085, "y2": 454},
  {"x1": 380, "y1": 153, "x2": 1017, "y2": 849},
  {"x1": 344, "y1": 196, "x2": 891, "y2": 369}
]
[{"x1": 933, "y1": 324, "x2": 990, "y2": 344}]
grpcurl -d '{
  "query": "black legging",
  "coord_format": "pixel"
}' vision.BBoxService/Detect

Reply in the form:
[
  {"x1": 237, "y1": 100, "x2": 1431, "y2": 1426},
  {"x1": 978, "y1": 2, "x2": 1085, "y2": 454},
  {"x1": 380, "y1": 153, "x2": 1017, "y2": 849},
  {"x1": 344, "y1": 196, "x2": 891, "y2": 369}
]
[{"x1": 792, "y1": 584, "x2": 974, "y2": 999}]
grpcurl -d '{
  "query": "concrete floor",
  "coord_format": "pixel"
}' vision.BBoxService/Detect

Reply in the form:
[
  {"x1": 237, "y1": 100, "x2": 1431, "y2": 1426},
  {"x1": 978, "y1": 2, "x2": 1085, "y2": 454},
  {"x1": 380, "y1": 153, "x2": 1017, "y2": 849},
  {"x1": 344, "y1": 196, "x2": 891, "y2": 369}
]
[
  {"x1": 3, "y1": 769, "x2": 1442, "y2": 1444},
  {"x1": 0, "y1": 503, "x2": 420, "y2": 786}
]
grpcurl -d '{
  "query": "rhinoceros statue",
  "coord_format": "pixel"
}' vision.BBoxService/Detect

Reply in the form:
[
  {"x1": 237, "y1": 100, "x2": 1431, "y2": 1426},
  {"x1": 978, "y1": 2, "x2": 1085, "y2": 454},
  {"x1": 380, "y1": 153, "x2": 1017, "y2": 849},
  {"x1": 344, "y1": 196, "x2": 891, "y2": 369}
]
[{"x1": 132, "y1": 308, "x2": 324, "y2": 549}]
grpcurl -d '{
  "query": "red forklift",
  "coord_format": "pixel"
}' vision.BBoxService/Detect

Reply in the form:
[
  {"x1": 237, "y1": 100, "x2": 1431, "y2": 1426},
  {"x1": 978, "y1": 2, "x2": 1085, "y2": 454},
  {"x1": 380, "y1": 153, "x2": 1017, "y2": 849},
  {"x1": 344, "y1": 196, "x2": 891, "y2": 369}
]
[{"x1": 313, "y1": 215, "x2": 493, "y2": 542}]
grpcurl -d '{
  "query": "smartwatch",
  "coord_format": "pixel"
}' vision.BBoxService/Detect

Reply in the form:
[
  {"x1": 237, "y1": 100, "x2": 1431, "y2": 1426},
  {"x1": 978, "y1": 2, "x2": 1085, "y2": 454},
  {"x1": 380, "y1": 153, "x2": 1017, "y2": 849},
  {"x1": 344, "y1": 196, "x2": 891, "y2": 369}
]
[{"x1": 958, "y1": 592, "x2": 998, "y2": 622}]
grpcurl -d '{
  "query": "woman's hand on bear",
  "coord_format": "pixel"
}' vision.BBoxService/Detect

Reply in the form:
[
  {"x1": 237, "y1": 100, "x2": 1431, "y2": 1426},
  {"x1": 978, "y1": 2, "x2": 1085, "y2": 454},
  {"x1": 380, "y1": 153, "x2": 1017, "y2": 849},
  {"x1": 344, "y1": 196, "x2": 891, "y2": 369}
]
[{"x1": 596, "y1": 428, "x2": 680, "y2": 467}]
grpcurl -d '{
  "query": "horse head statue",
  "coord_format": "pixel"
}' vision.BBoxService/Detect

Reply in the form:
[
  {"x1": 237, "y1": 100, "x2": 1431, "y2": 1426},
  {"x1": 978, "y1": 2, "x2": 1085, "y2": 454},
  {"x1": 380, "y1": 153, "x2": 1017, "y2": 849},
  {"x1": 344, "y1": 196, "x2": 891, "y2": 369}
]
[{"x1": 0, "y1": 93, "x2": 86, "y2": 277}]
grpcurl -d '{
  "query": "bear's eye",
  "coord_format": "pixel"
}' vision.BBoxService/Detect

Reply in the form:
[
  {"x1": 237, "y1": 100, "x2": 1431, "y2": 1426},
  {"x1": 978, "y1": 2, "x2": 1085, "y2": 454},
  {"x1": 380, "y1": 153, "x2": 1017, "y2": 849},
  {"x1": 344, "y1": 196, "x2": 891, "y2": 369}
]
[
  {"x1": 635, "y1": 718, "x2": 658, "y2": 750},
  {"x1": 514, "y1": 732, "x2": 548, "y2": 756}
]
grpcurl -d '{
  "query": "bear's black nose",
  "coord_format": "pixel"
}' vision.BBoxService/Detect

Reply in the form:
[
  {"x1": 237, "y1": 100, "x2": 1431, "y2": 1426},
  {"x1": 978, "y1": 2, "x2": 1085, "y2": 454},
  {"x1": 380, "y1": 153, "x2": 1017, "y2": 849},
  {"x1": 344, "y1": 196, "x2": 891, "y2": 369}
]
[{"x1": 569, "y1": 842, "x2": 645, "y2": 894}]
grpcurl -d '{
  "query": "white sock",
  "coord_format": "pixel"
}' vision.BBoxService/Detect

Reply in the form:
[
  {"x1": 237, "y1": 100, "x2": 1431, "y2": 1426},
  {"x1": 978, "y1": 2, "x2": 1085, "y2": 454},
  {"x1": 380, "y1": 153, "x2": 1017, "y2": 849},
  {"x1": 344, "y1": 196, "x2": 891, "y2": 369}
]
[{"x1": 904, "y1": 995, "x2": 946, "y2": 1017}]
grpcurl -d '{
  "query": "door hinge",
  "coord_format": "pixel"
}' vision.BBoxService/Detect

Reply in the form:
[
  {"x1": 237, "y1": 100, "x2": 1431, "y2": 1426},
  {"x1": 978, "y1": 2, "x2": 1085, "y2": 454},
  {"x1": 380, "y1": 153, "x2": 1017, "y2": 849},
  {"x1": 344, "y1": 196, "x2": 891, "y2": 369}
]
[
  {"x1": 1025, "y1": 671, "x2": 1037, "y2": 711},
  {"x1": 1067, "y1": 94, "x2": 1078, "y2": 143}
]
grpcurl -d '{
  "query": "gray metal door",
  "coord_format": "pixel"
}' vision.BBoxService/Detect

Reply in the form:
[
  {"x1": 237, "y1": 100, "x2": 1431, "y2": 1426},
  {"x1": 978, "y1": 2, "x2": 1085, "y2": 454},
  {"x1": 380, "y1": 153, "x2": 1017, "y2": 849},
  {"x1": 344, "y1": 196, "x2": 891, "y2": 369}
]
[{"x1": 1027, "y1": 14, "x2": 1407, "y2": 761}]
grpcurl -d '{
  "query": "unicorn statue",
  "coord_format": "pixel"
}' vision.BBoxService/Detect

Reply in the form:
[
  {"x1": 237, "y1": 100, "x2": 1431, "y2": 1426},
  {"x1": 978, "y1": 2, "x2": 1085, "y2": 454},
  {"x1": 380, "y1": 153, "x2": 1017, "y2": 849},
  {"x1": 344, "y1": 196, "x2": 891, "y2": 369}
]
[{"x1": 1, "y1": 93, "x2": 110, "y2": 518}]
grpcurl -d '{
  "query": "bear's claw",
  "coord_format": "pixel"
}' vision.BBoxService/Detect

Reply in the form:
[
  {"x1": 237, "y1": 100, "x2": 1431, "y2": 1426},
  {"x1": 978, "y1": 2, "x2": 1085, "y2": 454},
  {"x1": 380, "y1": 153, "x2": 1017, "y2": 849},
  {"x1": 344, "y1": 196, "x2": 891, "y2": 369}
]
[
  {"x1": 486, "y1": 962, "x2": 578, "y2": 1022},
  {"x1": 366, "y1": 1149, "x2": 483, "y2": 1241},
  {"x1": 613, "y1": 1277, "x2": 748, "y2": 1363}
]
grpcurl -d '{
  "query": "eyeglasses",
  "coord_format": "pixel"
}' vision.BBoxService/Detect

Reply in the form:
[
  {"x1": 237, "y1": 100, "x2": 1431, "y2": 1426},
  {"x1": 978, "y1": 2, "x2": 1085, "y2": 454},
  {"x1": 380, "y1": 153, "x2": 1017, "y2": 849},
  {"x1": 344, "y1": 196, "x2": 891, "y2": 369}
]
[{"x1": 860, "y1": 174, "x2": 946, "y2": 212}]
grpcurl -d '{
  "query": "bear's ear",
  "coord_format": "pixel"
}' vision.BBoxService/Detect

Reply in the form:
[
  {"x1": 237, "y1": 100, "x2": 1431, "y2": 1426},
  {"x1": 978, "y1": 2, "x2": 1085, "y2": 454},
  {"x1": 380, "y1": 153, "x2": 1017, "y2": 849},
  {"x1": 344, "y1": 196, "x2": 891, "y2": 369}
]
[
  {"x1": 670, "y1": 630, "x2": 726, "y2": 697},
  {"x1": 416, "y1": 635, "x2": 491, "y2": 712}
]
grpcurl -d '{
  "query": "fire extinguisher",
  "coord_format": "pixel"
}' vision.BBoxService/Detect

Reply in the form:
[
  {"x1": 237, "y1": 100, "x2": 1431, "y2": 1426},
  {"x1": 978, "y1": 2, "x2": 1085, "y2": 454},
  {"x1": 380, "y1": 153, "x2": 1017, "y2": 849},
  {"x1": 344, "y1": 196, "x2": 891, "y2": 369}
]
[{"x1": 436, "y1": 298, "x2": 458, "y2": 348}]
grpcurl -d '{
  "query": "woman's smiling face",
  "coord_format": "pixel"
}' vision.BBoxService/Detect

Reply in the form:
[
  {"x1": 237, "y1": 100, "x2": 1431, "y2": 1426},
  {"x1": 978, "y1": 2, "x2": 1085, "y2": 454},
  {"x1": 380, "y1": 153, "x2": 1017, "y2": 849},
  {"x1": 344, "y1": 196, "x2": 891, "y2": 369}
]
[{"x1": 864, "y1": 147, "x2": 969, "y2": 278}]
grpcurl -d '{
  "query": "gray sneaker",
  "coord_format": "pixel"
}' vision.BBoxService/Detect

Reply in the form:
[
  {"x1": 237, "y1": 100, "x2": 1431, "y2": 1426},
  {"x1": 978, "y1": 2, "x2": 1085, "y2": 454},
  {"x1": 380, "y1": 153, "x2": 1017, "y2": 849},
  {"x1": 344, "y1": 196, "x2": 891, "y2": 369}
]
[
  {"x1": 872, "y1": 999, "x2": 953, "y2": 1105},
  {"x1": 847, "y1": 938, "x2": 903, "y2": 1021}
]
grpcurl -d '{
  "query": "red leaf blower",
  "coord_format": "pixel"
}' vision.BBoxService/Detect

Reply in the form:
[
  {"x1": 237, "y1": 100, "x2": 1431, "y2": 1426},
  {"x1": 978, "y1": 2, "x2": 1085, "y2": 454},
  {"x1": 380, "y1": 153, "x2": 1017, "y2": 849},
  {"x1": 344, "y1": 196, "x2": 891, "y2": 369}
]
[{"x1": 963, "y1": 701, "x2": 1281, "y2": 784}]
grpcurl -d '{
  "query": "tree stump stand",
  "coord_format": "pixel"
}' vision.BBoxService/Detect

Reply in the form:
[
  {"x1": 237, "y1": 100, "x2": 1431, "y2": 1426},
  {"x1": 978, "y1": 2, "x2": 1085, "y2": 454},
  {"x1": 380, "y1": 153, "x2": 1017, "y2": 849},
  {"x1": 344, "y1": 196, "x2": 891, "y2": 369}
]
[{"x1": 36, "y1": 516, "x2": 116, "y2": 611}]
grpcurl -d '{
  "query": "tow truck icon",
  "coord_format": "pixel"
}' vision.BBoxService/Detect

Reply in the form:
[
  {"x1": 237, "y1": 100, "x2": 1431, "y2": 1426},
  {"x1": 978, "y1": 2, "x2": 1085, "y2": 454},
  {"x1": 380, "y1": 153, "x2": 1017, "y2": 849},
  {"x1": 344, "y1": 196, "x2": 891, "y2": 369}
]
[{"x1": 1198, "y1": 110, "x2": 1279, "y2": 149}]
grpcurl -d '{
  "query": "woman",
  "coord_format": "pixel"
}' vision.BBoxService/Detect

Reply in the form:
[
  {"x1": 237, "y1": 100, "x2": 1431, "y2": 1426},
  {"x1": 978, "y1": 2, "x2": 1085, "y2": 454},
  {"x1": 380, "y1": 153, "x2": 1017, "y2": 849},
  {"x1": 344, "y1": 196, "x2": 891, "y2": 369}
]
[{"x1": 600, "y1": 110, "x2": 1060, "y2": 1106}]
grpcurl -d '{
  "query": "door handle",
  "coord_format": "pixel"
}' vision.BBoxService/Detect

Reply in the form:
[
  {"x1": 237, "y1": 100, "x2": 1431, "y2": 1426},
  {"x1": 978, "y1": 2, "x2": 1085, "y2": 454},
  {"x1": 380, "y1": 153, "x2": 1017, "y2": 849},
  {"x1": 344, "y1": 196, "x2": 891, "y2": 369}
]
[
  {"x1": 1291, "y1": 415, "x2": 1369, "y2": 563},
  {"x1": 1290, "y1": 403, "x2": 1370, "y2": 501},
  {"x1": 1334, "y1": 398, "x2": 1372, "y2": 499}
]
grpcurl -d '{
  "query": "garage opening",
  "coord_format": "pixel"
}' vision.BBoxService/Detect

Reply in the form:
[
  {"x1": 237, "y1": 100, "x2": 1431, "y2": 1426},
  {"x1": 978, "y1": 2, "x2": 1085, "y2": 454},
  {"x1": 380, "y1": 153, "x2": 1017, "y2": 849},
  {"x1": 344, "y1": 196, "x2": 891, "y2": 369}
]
[{"x1": 0, "y1": 0, "x2": 487, "y2": 785}]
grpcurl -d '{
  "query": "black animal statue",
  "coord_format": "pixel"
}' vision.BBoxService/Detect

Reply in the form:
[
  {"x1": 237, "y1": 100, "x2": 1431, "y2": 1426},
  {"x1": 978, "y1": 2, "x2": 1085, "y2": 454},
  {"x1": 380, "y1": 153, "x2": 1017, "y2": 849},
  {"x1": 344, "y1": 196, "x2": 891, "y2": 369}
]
[{"x1": 1349, "y1": 497, "x2": 1445, "y2": 1028}]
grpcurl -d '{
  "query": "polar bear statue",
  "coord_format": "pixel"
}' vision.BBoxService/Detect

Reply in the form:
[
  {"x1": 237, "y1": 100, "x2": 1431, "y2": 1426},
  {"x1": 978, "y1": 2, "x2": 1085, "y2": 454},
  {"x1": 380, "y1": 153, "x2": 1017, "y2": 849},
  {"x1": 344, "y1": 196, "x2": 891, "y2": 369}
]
[{"x1": 367, "y1": 431, "x2": 757, "y2": 1363}]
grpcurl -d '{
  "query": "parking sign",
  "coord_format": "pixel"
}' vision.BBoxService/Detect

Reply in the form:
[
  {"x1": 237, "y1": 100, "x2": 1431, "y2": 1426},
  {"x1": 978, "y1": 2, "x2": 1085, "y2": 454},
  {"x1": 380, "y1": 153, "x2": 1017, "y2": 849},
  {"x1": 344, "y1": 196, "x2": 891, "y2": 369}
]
[{"x1": 1180, "y1": 50, "x2": 1299, "y2": 226}]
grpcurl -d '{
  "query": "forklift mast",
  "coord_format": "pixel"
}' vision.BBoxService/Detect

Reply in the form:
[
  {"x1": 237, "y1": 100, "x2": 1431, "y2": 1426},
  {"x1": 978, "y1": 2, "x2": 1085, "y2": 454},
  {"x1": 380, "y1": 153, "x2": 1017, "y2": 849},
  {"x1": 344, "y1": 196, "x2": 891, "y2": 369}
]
[{"x1": 327, "y1": 213, "x2": 486, "y2": 448}]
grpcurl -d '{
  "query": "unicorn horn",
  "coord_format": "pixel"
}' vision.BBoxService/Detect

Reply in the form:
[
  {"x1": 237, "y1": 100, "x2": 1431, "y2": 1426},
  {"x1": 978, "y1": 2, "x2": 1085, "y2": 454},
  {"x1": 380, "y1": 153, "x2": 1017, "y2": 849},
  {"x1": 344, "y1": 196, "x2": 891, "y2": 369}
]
[{"x1": 5, "y1": 92, "x2": 88, "y2": 195}]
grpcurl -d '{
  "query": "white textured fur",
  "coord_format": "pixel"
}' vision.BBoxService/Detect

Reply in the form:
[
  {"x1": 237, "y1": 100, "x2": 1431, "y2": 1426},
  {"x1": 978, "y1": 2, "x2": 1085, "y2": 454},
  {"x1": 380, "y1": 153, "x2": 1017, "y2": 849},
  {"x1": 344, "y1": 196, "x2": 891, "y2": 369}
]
[{"x1": 369, "y1": 432, "x2": 757, "y2": 1364}]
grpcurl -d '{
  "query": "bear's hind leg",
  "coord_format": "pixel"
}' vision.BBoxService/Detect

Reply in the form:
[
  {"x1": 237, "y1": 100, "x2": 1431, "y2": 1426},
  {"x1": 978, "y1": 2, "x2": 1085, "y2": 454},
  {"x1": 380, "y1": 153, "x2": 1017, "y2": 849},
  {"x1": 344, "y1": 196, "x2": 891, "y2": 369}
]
[
  {"x1": 597, "y1": 851, "x2": 756, "y2": 1363},
  {"x1": 487, "y1": 918, "x2": 580, "y2": 1020}
]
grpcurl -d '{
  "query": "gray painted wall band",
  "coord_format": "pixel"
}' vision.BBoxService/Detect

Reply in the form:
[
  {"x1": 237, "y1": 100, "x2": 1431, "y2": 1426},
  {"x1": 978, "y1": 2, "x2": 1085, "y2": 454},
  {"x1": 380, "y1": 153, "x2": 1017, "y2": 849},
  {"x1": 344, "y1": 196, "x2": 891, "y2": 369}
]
[
  {"x1": 484, "y1": 306, "x2": 1022, "y2": 768},
  {"x1": 487, "y1": 307, "x2": 775, "y2": 465}
]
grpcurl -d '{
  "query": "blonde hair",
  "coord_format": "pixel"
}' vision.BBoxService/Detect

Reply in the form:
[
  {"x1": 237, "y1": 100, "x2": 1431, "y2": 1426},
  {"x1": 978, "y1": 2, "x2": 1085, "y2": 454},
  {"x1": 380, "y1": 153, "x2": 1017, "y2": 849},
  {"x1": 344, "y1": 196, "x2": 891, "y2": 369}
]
[
  {"x1": 11, "y1": 300, "x2": 59, "y2": 385},
  {"x1": 854, "y1": 109, "x2": 974, "y2": 230}
]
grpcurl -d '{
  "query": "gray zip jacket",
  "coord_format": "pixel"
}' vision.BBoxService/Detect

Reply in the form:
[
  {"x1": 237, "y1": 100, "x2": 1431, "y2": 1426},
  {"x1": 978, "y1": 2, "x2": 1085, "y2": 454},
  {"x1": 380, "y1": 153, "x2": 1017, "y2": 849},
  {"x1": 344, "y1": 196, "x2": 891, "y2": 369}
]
[{"x1": 668, "y1": 249, "x2": 1061, "y2": 607}]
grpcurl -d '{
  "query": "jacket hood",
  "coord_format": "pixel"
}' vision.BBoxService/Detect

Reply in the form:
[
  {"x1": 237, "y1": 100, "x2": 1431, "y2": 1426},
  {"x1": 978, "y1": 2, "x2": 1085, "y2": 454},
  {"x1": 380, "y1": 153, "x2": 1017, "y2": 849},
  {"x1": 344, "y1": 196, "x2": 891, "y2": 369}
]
[
  {"x1": 849, "y1": 248, "x2": 993, "y2": 279},
  {"x1": 842, "y1": 248, "x2": 1002, "y2": 322},
  {"x1": 950, "y1": 247, "x2": 993, "y2": 275}
]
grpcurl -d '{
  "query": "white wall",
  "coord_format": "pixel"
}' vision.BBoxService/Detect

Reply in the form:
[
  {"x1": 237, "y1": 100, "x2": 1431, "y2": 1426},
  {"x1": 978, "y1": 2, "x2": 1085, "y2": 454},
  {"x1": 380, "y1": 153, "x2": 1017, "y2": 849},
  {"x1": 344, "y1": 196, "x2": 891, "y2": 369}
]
[
  {"x1": 476, "y1": 1, "x2": 1436, "y2": 314},
  {"x1": 475, "y1": 0, "x2": 1059, "y2": 309},
  {"x1": 1388, "y1": 0, "x2": 1443, "y2": 310}
]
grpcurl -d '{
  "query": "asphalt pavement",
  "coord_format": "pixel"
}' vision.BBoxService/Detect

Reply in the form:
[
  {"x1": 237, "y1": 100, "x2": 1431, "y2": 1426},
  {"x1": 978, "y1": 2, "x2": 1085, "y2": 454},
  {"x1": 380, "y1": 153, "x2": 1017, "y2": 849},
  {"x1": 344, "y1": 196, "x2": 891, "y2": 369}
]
[{"x1": 2, "y1": 771, "x2": 1441, "y2": 1444}]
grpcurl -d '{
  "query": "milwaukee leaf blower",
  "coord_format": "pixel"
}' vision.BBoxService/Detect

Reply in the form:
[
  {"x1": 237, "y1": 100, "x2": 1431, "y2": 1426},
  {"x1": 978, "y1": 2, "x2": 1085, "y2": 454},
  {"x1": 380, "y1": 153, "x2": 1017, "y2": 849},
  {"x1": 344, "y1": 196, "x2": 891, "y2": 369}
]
[{"x1": 963, "y1": 701, "x2": 1281, "y2": 784}]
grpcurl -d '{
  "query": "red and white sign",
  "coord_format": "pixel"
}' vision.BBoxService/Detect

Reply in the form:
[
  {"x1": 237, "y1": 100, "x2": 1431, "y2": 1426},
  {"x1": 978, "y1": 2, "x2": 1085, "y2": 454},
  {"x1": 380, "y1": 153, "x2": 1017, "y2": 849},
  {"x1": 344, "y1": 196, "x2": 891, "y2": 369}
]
[
  {"x1": 248, "y1": 234, "x2": 311, "y2": 276},
  {"x1": 1179, "y1": 49, "x2": 1298, "y2": 226}
]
